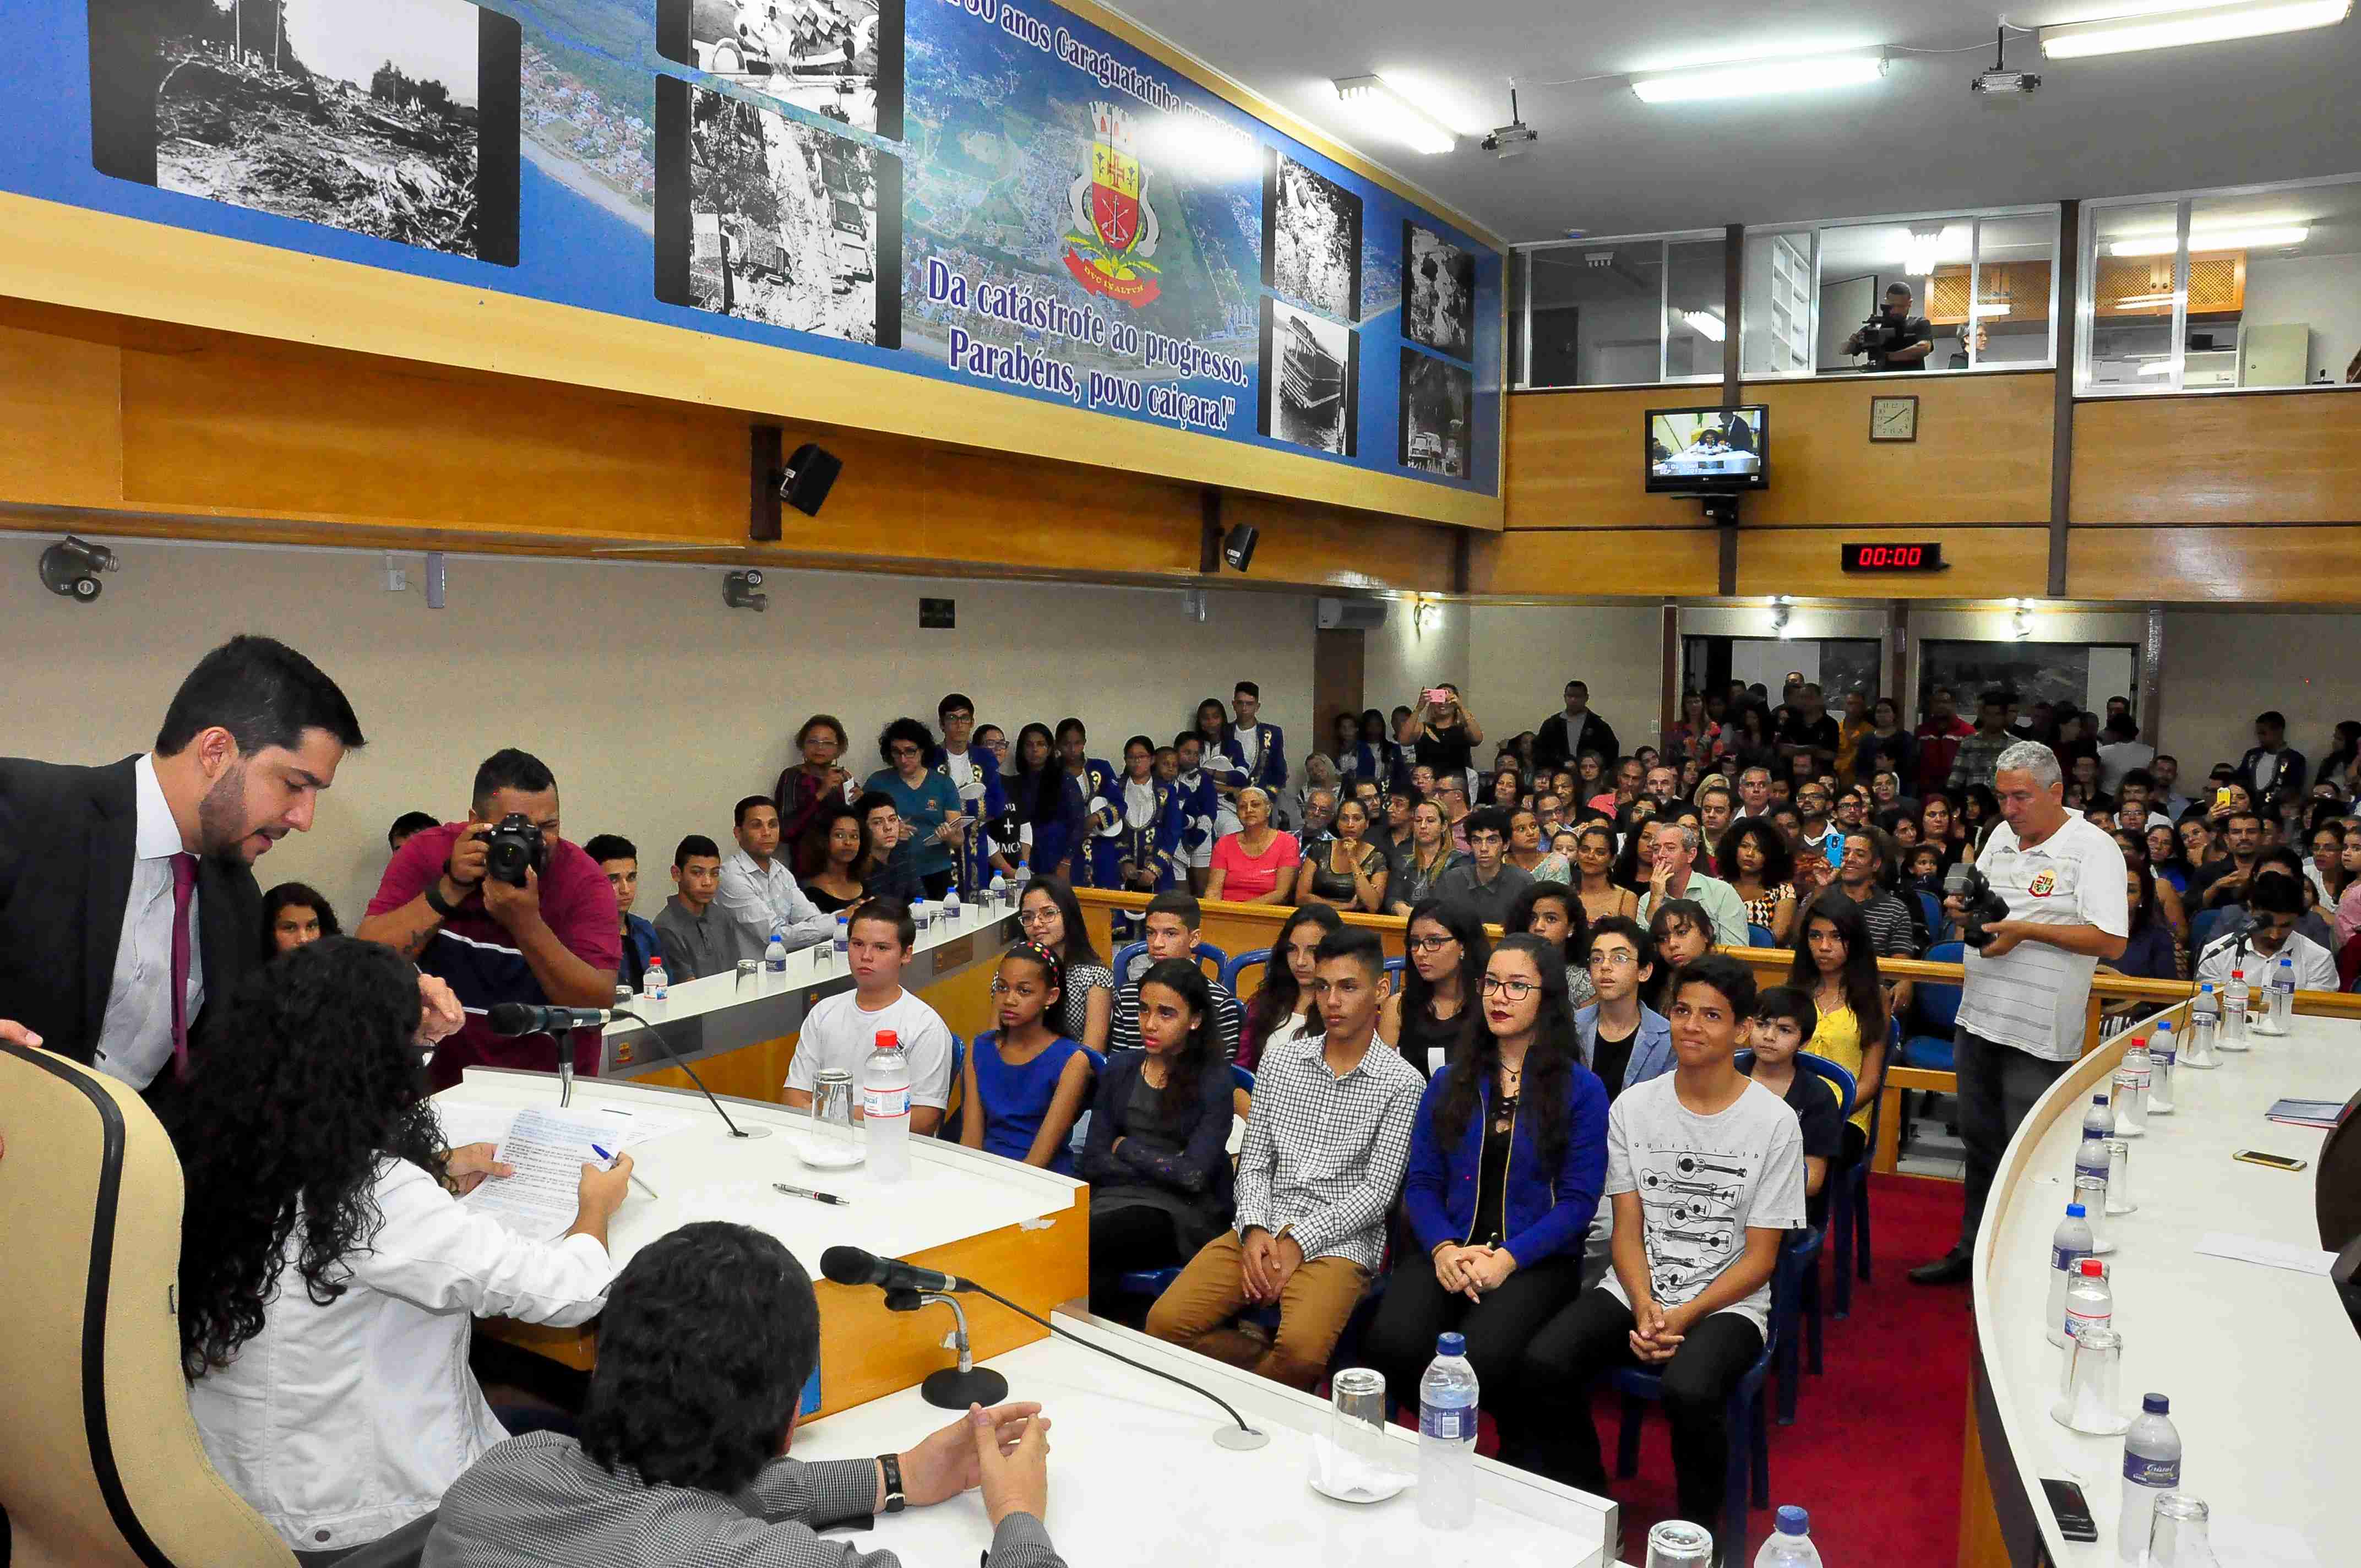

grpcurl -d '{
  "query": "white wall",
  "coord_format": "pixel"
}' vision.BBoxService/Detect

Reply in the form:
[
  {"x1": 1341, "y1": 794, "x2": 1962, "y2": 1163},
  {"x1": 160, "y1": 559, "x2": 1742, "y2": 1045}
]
[
  {"x1": 1363, "y1": 596, "x2": 1469, "y2": 718},
  {"x1": 0, "y1": 537, "x2": 1321, "y2": 922},
  {"x1": 2242, "y1": 253, "x2": 2361, "y2": 385},
  {"x1": 2161, "y1": 611, "x2": 2360, "y2": 780},
  {"x1": 1467, "y1": 605, "x2": 1664, "y2": 750}
]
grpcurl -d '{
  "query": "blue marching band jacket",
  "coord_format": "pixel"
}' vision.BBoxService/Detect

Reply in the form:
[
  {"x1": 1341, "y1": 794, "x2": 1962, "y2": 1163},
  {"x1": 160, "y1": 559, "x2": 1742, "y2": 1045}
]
[
  {"x1": 1112, "y1": 776, "x2": 1189, "y2": 893},
  {"x1": 927, "y1": 743, "x2": 1006, "y2": 892},
  {"x1": 1071, "y1": 757, "x2": 1125, "y2": 889},
  {"x1": 1218, "y1": 722, "x2": 1289, "y2": 795}
]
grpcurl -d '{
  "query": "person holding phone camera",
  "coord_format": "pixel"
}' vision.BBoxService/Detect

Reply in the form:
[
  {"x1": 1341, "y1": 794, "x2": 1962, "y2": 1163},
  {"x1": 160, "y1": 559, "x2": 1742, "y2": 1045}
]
[
  {"x1": 1843, "y1": 281, "x2": 1935, "y2": 372},
  {"x1": 358, "y1": 748, "x2": 621, "y2": 1091}
]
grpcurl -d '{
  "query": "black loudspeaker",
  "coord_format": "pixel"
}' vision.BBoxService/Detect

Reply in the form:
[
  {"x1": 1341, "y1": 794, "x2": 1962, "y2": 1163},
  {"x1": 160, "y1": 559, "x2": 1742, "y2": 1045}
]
[
  {"x1": 1221, "y1": 523, "x2": 1260, "y2": 573},
  {"x1": 781, "y1": 443, "x2": 843, "y2": 517}
]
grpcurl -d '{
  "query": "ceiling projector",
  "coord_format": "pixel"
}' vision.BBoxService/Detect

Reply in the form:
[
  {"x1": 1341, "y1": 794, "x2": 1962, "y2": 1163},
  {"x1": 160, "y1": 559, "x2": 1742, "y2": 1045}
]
[
  {"x1": 1970, "y1": 26, "x2": 2039, "y2": 95},
  {"x1": 1482, "y1": 121, "x2": 1537, "y2": 156}
]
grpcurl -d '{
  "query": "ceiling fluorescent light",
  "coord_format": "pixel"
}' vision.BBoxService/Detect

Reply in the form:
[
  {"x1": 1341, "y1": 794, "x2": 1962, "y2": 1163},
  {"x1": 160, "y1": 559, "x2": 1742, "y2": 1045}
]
[
  {"x1": 1902, "y1": 226, "x2": 1946, "y2": 276},
  {"x1": 1682, "y1": 309, "x2": 1726, "y2": 341},
  {"x1": 1332, "y1": 75, "x2": 1457, "y2": 155},
  {"x1": 2041, "y1": 0, "x2": 2351, "y2": 59},
  {"x1": 1630, "y1": 50, "x2": 1887, "y2": 104},
  {"x1": 2108, "y1": 224, "x2": 2308, "y2": 255},
  {"x1": 1972, "y1": 300, "x2": 2016, "y2": 316}
]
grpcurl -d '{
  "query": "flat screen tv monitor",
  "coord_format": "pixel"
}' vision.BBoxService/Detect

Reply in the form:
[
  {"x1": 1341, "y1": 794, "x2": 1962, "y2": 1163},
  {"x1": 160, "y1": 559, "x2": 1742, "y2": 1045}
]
[{"x1": 1645, "y1": 404, "x2": 1768, "y2": 493}]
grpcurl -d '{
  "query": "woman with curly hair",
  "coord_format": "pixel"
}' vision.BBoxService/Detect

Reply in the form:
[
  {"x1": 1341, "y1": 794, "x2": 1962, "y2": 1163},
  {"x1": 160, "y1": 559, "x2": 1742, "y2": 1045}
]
[
  {"x1": 867, "y1": 716, "x2": 967, "y2": 899},
  {"x1": 176, "y1": 937, "x2": 628, "y2": 1558},
  {"x1": 773, "y1": 712, "x2": 855, "y2": 852},
  {"x1": 258, "y1": 880, "x2": 340, "y2": 960}
]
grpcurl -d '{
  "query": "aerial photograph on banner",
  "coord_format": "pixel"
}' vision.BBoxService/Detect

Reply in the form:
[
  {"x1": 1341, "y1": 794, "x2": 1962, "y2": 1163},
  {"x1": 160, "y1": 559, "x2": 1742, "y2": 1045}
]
[
  {"x1": 1399, "y1": 346, "x2": 1470, "y2": 477},
  {"x1": 1263, "y1": 149, "x2": 1362, "y2": 323},
  {"x1": 1404, "y1": 220, "x2": 1475, "y2": 360}
]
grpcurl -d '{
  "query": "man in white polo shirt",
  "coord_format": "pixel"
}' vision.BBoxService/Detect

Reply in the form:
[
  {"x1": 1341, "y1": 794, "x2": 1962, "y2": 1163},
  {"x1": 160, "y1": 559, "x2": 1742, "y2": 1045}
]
[{"x1": 1912, "y1": 742, "x2": 2126, "y2": 1287}]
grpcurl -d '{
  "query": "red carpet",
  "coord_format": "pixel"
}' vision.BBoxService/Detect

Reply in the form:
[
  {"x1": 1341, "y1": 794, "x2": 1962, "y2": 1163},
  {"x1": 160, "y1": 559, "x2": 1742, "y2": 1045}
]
[{"x1": 1402, "y1": 1173, "x2": 1974, "y2": 1565}]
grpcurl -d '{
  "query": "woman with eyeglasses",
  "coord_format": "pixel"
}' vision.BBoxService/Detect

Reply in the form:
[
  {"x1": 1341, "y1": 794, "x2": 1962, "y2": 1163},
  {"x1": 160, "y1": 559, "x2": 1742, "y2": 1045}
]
[
  {"x1": 774, "y1": 712, "x2": 855, "y2": 853},
  {"x1": 1380, "y1": 897, "x2": 1489, "y2": 1081},
  {"x1": 1015, "y1": 876, "x2": 1112, "y2": 1053},
  {"x1": 1364, "y1": 934, "x2": 1608, "y2": 1437},
  {"x1": 866, "y1": 716, "x2": 966, "y2": 900}
]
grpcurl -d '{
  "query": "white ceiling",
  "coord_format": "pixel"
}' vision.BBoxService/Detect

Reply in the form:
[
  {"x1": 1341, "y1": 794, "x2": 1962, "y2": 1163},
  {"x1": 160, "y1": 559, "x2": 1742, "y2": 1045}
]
[{"x1": 1107, "y1": 0, "x2": 2361, "y2": 245}]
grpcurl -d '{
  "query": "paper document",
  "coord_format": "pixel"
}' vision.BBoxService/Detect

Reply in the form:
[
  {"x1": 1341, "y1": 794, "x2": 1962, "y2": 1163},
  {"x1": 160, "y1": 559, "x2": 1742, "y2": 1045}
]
[
  {"x1": 2194, "y1": 1232, "x2": 2336, "y2": 1277},
  {"x1": 434, "y1": 1099, "x2": 698, "y2": 1158},
  {"x1": 463, "y1": 1108, "x2": 636, "y2": 1241}
]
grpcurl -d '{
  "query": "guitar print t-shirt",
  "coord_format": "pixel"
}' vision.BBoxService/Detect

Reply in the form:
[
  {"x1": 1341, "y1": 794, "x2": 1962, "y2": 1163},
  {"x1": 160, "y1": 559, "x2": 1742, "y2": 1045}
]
[{"x1": 1598, "y1": 1074, "x2": 1806, "y2": 1334}]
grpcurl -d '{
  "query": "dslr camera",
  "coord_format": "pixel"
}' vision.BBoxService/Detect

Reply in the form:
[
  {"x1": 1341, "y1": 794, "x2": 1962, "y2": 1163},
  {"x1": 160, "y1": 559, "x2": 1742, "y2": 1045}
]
[
  {"x1": 481, "y1": 814, "x2": 550, "y2": 888},
  {"x1": 1945, "y1": 863, "x2": 2012, "y2": 949}
]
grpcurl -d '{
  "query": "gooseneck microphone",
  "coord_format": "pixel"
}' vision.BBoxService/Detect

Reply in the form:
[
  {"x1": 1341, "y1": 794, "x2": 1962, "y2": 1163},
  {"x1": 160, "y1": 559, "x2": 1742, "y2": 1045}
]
[
  {"x1": 820, "y1": 1246, "x2": 1269, "y2": 1449},
  {"x1": 486, "y1": 1001, "x2": 760, "y2": 1140}
]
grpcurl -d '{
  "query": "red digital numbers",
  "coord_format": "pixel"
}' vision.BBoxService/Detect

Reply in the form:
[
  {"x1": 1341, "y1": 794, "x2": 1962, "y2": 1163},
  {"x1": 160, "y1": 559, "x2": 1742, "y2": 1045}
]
[{"x1": 1845, "y1": 543, "x2": 1939, "y2": 571}]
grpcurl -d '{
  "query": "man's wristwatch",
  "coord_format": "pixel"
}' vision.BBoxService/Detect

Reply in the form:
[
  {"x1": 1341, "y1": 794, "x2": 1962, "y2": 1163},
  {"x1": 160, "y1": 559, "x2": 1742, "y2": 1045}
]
[{"x1": 877, "y1": 1452, "x2": 906, "y2": 1514}]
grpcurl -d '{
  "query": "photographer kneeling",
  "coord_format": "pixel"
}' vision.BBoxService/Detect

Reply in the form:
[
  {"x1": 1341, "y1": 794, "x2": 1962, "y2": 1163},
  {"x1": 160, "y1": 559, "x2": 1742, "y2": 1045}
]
[
  {"x1": 358, "y1": 748, "x2": 621, "y2": 1091},
  {"x1": 1844, "y1": 281, "x2": 1935, "y2": 373},
  {"x1": 1911, "y1": 742, "x2": 2126, "y2": 1286}
]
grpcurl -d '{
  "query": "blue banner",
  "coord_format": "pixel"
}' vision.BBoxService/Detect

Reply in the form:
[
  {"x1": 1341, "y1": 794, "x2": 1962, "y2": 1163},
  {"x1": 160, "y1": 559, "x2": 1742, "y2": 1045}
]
[{"x1": 9, "y1": 0, "x2": 1498, "y2": 495}]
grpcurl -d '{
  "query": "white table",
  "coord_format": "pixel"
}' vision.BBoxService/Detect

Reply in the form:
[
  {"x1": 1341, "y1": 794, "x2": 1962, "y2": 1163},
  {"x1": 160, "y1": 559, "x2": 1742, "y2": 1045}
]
[
  {"x1": 599, "y1": 899, "x2": 1021, "y2": 1074},
  {"x1": 433, "y1": 1066, "x2": 1080, "y2": 1272},
  {"x1": 1973, "y1": 1010, "x2": 2358, "y2": 1565},
  {"x1": 791, "y1": 1312, "x2": 1618, "y2": 1567}
]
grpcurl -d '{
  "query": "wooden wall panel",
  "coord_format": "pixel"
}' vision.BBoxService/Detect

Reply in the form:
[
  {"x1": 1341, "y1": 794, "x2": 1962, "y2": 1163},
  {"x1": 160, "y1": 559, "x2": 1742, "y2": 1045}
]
[
  {"x1": 0, "y1": 324, "x2": 124, "y2": 509},
  {"x1": 1736, "y1": 526, "x2": 2051, "y2": 599},
  {"x1": 1467, "y1": 527, "x2": 1719, "y2": 596},
  {"x1": 2066, "y1": 525, "x2": 2361, "y2": 603},
  {"x1": 0, "y1": 304, "x2": 1459, "y2": 594},
  {"x1": 1505, "y1": 389, "x2": 1703, "y2": 530},
  {"x1": 1738, "y1": 374, "x2": 2053, "y2": 525},
  {"x1": 2071, "y1": 391, "x2": 2361, "y2": 525}
]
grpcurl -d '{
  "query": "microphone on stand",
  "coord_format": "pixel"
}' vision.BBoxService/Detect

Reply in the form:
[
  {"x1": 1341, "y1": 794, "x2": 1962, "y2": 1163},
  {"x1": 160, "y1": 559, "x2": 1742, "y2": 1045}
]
[
  {"x1": 486, "y1": 1001, "x2": 767, "y2": 1140},
  {"x1": 819, "y1": 1246, "x2": 1269, "y2": 1449}
]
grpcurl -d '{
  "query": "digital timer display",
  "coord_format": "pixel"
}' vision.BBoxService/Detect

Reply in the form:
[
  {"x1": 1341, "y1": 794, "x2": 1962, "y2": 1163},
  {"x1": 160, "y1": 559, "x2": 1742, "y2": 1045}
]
[{"x1": 1841, "y1": 542, "x2": 1947, "y2": 573}]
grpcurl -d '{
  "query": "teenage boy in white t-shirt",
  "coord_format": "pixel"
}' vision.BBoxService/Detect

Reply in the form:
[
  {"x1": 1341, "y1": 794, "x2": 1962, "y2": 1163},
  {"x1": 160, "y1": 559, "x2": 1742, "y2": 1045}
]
[
  {"x1": 1503, "y1": 954, "x2": 1804, "y2": 1540},
  {"x1": 782, "y1": 898, "x2": 955, "y2": 1134}
]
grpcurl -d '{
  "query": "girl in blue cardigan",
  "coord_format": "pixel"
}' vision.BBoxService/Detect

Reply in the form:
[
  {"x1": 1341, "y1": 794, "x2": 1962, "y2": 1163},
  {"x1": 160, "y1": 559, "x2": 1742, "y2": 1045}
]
[{"x1": 1364, "y1": 933, "x2": 1609, "y2": 1425}]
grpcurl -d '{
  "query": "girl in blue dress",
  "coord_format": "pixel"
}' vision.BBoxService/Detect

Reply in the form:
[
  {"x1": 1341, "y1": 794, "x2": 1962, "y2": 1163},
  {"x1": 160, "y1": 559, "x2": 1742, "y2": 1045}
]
[{"x1": 961, "y1": 942, "x2": 1097, "y2": 1174}]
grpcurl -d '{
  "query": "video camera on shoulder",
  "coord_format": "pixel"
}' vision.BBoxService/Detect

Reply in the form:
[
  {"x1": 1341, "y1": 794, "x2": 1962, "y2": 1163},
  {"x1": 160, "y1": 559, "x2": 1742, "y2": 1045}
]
[{"x1": 480, "y1": 813, "x2": 549, "y2": 888}]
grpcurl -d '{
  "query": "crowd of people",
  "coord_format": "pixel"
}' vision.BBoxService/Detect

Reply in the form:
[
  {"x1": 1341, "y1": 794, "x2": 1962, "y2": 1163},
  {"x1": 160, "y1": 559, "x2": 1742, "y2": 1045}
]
[{"x1": 17, "y1": 635, "x2": 2361, "y2": 1567}]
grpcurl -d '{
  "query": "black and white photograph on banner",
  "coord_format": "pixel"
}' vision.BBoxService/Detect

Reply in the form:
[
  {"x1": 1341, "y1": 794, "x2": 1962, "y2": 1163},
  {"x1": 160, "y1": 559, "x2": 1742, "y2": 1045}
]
[
  {"x1": 1403, "y1": 220, "x2": 1475, "y2": 360},
  {"x1": 655, "y1": 0, "x2": 904, "y2": 140},
  {"x1": 653, "y1": 77, "x2": 901, "y2": 346},
  {"x1": 1261, "y1": 149, "x2": 1362, "y2": 323},
  {"x1": 1258, "y1": 295, "x2": 1358, "y2": 456},
  {"x1": 85, "y1": 0, "x2": 521, "y2": 265},
  {"x1": 1398, "y1": 346, "x2": 1470, "y2": 478}
]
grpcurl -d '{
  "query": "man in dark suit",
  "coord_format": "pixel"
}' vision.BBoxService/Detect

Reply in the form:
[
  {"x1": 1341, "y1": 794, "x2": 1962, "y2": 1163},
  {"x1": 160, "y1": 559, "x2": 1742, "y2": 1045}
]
[
  {"x1": 1220, "y1": 680, "x2": 1288, "y2": 794},
  {"x1": 1535, "y1": 680, "x2": 1620, "y2": 773},
  {"x1": 0, "y1": 635, "x2": 394, "y2": 1095}
]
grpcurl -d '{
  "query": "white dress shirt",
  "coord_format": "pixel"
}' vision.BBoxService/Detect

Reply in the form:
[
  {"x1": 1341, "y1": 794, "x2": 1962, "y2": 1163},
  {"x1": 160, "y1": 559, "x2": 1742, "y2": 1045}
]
[
  {"x1": 186, "y1": 1157, "x2": 613, "y2": 1553},
  {"x1": 716, "y1": 847, "x2": 835, "y2": 959},
  {"x1": 93, "y1": 753, "x2": 202, "y2": 1090}
]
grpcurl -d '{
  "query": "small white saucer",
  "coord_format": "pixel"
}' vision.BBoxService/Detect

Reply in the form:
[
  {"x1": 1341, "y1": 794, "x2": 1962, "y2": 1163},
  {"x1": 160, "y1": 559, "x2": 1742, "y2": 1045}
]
[{"x1": 790, "y1": 1136, "x2": 866, "y2": 1169}]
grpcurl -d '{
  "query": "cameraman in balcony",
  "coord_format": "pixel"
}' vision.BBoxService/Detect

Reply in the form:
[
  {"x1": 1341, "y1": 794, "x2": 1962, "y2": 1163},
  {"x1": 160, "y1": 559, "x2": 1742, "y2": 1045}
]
[
  {"x1": 358, "y1": 749, "x2": 621, "y2": 1091},
  {"x1": 1842, "y1": 281, "x2": 1935, "y2": 372},
  {"x1": 1909, "y1": 742, "x2": 2126, "y2": 1287}
]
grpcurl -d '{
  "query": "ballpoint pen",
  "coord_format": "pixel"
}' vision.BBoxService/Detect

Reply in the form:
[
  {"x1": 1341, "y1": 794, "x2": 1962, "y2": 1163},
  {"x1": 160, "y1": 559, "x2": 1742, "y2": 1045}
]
[
  {"x1": 773, "y1": 1181, "x2": 852, "y2": 1207},
  {"x1": 590, "y1": 1143, "x2": 659, "y2": 1200}
]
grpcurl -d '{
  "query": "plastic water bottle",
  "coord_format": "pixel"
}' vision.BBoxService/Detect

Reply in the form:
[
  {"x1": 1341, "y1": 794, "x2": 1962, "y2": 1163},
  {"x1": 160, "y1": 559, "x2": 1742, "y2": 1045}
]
[
  {"x1": 2083, "y1": 1092, "x2": 2115, "y2": 1140},
  {"x1": 863, "y1": 1030, "x2": 912, "y2": 1183},
  {"x1": 989, "y1": 872, "x2": 1008, "y2": 911},
  {"x1": 2220, "y1": 968, "x2": 2249, "y2": 1049},
  {"x1": 2074, "y1": 1125, "x2": 2113, "y2": 1253},
  {"x1": 1417, "y1": 1331, "x2": 1479, "y2": 1528},
  {"x1": 2047, "y1": 1201, "x2": 2095, "y2": 1348},
  {"x1": 834, "y1": 913, "x2": 850, "y2": 956},
  {"x1": 941, "y1": 890, "x2": 961, "y2": 925},
  {"x1": 643, "y1": 955, "x2": 668, "y2": 1001},
  {"x1": 765, "y1": 929, "x2": 788, "y2": 974},
  {"x1": 2146, "y1": 1022, "x2": 2177, "y2": 1114},
  {"x1": 2113, "y1": 1046, "x2": 2150, "y2": 1137},
  {"x1": 1753, "y1": 1506, "x2": 1823, "y2": 1567},
  {"x1": 2265, "y1": 955, "x2": 2297, "y2": 1035},
  {"x1": 2184, "y1": 986, "x2": 2220, "y2": 1068},
  {"x1": 2118, "y1": 1393, "x2": 2183, "y2": 1563},
  {"x1": 2064, "y1": 1257, "x2": 2112, "y2": 1346}
]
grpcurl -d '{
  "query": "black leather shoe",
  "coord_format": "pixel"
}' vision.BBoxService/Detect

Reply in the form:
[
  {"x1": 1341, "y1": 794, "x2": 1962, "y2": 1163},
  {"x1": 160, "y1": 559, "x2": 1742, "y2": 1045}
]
[{"x1": 1908, "y1": 1249, "x2": 1971, "y2": 1286}]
